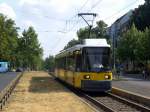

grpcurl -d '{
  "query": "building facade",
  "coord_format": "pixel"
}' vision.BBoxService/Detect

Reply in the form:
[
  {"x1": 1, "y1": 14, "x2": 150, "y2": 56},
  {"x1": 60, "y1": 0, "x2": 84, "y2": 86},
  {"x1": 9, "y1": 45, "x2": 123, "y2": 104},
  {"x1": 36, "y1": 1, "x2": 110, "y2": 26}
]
[
  {"x1": 106, "y1": 10, "x2": 133, "y2": 70},
  {"x1": 107, "y1": 10, "x2": 133, "y2": 45}
]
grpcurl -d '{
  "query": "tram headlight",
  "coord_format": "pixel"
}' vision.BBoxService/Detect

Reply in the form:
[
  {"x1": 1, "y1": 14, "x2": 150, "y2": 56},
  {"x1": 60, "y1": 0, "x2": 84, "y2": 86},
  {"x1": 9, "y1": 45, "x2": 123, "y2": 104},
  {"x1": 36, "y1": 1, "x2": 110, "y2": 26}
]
[
  {"x1": 84, "y1": 75, "x2": 90, "y2": 79},
  {"x1": 104, "y1": 75, "x2": 110, "y2": 79}
]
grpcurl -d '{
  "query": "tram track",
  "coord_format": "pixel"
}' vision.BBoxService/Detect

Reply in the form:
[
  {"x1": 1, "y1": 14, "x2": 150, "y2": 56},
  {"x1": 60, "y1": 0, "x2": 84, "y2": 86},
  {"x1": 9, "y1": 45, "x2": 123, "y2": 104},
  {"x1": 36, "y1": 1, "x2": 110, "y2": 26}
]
[
  {"x1": 50, "y1": 73, "x2": 150, "y2": 112},
  {"x1": 76, "y1": 90, "x2": 150, "y2": 112},
  {"x1": 92, "y1": 92, "x2": 150, "y2": 112},
  {"x1": 57, "y1": 81, "x2": 150, "y2": 111},
  {"x1": 111, "y1": 87, "x2": 150, "y2": 108},
  {"x1": 0, "y1": 72, "x2": 23, "y2": 110}
]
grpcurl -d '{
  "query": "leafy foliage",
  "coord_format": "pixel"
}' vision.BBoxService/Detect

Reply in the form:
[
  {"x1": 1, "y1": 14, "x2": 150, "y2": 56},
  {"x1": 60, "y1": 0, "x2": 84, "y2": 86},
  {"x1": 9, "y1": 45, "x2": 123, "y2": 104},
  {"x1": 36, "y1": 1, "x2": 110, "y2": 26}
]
[
  {"x1": 77, "y1": 27, "x2": 90, "y2": 40},
  {"x1": 0, "y1": 14, "x2": 19, "y2": 64},
  {"x1": 65, "y1": 20, "x2": 110, "y2": 50},
  {"x1": 117, "y1": 24, "x2": 139, "y2": 61},
  {"x1": 17, "y1": 27, "x2": 43, "y2": 70},
  {"x1": 43, "y1": 55, "x2": 55, "y2": 71},
  {"x1": 117, "y1": 24, "x2": 150, "y2": 65},
  {"x1": 0, "y1": 14, "x2": 43, "y2": 70},
  {"x1": 131, "y1": 0, "x2": 150, "y2": 31},
  {"x1": 77, "y1": 20, "x2": 109, "y2": 40},
  {"x1": 93, "y1": 21, "x2": 109, "y2": 39},
  {"x1": 64, "y1": 39, "x2": 80, "y2": 49},
  {"x1": 142, "y1": 28, "x2": 150, "y2": 60}
]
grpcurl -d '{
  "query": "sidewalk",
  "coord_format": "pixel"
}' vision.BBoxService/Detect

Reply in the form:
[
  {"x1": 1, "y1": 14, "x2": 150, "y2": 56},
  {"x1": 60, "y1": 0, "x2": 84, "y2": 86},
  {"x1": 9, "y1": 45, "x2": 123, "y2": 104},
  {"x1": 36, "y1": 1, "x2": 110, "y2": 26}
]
[
  {"x1": 112, "y1": 74, "x2": 150, "y2": 98},
  {"x1": 2, "y1": 71, "x2": 95, "y2": 112}
]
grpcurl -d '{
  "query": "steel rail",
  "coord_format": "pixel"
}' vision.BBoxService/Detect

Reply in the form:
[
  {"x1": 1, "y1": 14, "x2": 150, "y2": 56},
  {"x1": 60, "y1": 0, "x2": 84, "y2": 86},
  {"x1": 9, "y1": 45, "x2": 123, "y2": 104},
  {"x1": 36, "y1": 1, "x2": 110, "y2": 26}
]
[
  {"x1": 50, "y1": 73, "x2": 150, "y2": 112},
  {"x1": 53, "y1": 77, "x2": 115, "y2": 112},
  {"x1": 78, "y1": 91, "x2": 116, "y2": 112},
  {"x1": 82, "y1": 91, "x2": 150, "y2": 112},
  {"x1": 108, "y1": 93, "x2": 150, "y2": 112}
]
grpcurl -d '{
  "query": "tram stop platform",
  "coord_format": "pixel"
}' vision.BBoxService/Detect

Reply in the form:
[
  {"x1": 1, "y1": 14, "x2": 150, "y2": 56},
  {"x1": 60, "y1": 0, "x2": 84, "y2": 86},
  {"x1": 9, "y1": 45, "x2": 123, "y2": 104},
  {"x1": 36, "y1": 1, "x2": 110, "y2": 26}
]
[
  {"x1": 2, "y1": 71, "x2": 95, "y2": 112},
  {"x1": 112, "y1": 74, "x2": 150, "y2": 98}
]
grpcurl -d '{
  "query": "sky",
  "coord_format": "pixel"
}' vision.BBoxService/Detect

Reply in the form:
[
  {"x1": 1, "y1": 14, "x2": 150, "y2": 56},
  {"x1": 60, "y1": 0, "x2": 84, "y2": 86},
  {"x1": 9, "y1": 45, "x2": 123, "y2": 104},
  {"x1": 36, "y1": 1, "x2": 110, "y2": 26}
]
[{"x1": 0, "y1": 0, "x2": 145, "y2": 58}]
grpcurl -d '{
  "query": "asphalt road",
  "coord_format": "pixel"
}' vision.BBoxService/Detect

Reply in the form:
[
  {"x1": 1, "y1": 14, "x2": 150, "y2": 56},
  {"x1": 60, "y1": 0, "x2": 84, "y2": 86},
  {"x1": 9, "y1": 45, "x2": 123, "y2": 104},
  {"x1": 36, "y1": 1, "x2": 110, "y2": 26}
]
[
  {"x1": 0, "y1": 72, "x2": 20, "y2": 92},
  {"x1": 113, "y1": 75, "x2": 150, "y2": 97}
]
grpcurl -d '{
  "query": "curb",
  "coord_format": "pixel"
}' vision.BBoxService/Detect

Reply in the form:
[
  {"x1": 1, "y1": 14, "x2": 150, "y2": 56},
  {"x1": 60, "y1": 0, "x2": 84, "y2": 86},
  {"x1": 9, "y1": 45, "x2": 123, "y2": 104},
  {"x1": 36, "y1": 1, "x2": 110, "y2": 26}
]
[
  {"x1": 112, "y1": 87, "x2": 150, "y2": 107},
  {"x1": 0, "y1": 72, "x2": 23, "y2": 110}
]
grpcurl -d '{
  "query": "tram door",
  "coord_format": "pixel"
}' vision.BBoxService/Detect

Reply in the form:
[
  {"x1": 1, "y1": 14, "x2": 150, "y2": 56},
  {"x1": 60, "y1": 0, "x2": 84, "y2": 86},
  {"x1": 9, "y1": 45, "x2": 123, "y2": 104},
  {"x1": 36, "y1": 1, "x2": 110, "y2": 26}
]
[{"x1": 74, "y1": 51, "x2": 82, "y2": 87}]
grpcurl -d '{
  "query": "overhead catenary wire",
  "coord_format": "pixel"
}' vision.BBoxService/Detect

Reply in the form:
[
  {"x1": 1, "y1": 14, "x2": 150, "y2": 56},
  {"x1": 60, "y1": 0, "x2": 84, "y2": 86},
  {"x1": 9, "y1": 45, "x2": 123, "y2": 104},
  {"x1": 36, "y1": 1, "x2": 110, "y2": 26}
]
[
  {"x1": 64, "y1": 0, "x2": 90, "y2": 27},
  {"x1": 37, "y1": 0, "x2": 143, "y2": 57},
  {"x1": 103, "y1": 0, "x2": 140, "y2": 21},
  {"x1": 64, "y1": 0, "x2": 91, "y2": 33},
  {"x1": 65, "y1": 0, "x2": 106, "y2": 33},
  {"x1": 88, "y1": 0, "x2": 103, "y2": 12},
  {"x1": 66, "y1": 0, "x2": 104, "y2": 33},
  {"x1": 23, "y1": 0, "x2": 101, "y2": 33},
  {"x1": 77, "y1": 0, "x2": 90, "y2": 12},
  {"x1": 67, "y1": 0, "x2": 90, "y2": 20},
  {"x1": 18, "y1": 0, "x2": 141, "y2": 34},
  {"x1": 18, "y1": 1, "x2": 143, "y2": 36}
]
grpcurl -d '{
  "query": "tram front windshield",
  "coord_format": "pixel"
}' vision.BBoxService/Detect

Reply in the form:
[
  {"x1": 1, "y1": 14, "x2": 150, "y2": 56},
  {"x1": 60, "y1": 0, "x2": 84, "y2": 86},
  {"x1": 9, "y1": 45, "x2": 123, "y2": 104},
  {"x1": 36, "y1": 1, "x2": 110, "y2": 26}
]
[{"x1": 82, "y1": 47, "x2": 110, "y2": 72}]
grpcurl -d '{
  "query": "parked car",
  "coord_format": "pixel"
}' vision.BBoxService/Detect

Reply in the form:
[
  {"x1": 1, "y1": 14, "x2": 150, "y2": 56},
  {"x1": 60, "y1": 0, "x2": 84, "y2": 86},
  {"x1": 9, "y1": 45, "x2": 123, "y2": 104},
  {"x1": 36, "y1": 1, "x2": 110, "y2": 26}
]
[{"x1": 16, "y1": 68, "x2": 23, "y2": 72}]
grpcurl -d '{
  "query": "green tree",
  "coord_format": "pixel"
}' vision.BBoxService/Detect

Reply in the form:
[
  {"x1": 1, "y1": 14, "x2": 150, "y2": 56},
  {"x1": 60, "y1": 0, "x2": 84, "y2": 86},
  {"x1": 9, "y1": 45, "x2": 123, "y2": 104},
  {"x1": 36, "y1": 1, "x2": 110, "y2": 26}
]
[
  {"x1": 19, "y1": 26, "x2": 43, "y2": 70},
  {"x1": 65, "y1": 20, "x2": 109, "y2": 50},
  {"x1": 93, "y1": 20, "x2": 109, "y2": 39},
  {"x1": 0, "y1": 14, "x2": 19, "y2": 67},
  {"x1": 43, "y1": 55, "x2": 55, "y2": 71},
  {"x1": 132, "y1": 30, "x2": 144, "y2": 62},
  {"x1": 77, "y1": 27, "x2": 90, "y2": 40},
  {"x1": 64, "y1": 39, "x2": 80, "y2": 49},
  {"x1": 141, "y1": 28, "x2": 150, "y2": 61},
  {"x1": 133, "y1": 27, "x2": 150, "y2": 70},
  {"x1": 131, "y1": 0, "x2": 150, "y2": 31},
  {"x1": 117, "y1": 24, "x2": 139, "y2": 63},
  {"x1": 77, "y1": 20, "x2": 109, "y2": 40},
  {"x1": 117, "y1": 25, "x2": 150, "y2": 71}
]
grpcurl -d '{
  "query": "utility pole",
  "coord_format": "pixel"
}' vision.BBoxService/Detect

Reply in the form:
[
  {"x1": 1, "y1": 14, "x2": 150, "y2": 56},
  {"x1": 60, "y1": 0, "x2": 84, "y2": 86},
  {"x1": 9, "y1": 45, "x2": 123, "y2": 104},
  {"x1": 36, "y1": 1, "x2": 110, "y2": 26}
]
[
  {"x1": 78, "y1": 13, "x2": 97, "y2": 38},
  {"x1": 112, "y1": 23, "x2": 117, "y2": 77},
  {"x1": 113, "y1": 34, "x2": 116, "y2": 70}
]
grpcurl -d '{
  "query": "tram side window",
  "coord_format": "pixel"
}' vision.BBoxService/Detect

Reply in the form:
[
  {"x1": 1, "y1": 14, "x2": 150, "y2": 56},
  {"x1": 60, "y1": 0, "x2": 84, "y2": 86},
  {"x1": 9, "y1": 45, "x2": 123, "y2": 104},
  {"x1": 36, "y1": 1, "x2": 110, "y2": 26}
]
[
  {"x1": 62, "y1": 57, "x2": 66, "y2": 69},
  {"x1": 56, "y1": 58, "x2": 66, "y2": 69},
  {"x1": 56, "y1": 59, "x2": 61, "y2": 69},
  {"x1": 66, "y1": 55, "x2": 75, "y2": 71},
  {"x1": 55, "y1": 59, "x2": 58, "y2": 68},
  {"x1": 76, "y1": 54, "x2": 82, "y2": 72}
]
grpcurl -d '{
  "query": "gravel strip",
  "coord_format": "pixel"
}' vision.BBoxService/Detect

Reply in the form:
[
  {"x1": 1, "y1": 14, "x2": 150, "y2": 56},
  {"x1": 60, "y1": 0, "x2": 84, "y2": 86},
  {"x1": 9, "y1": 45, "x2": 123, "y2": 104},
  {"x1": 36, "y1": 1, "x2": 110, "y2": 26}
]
[
  {"x1": 2, "y1": 71, "x2": 95, "y2": 112},
  {"x1": 95, "y1": 96, "x2": 141, "y2": 112}
]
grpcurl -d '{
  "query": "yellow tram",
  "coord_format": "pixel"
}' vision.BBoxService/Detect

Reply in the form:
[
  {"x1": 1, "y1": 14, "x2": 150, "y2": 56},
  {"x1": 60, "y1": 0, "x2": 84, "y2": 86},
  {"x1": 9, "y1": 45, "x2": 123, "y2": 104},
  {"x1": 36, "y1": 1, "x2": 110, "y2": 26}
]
[{"x1": 55, "y1": 39, "x2": 112, "y2": 92}]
